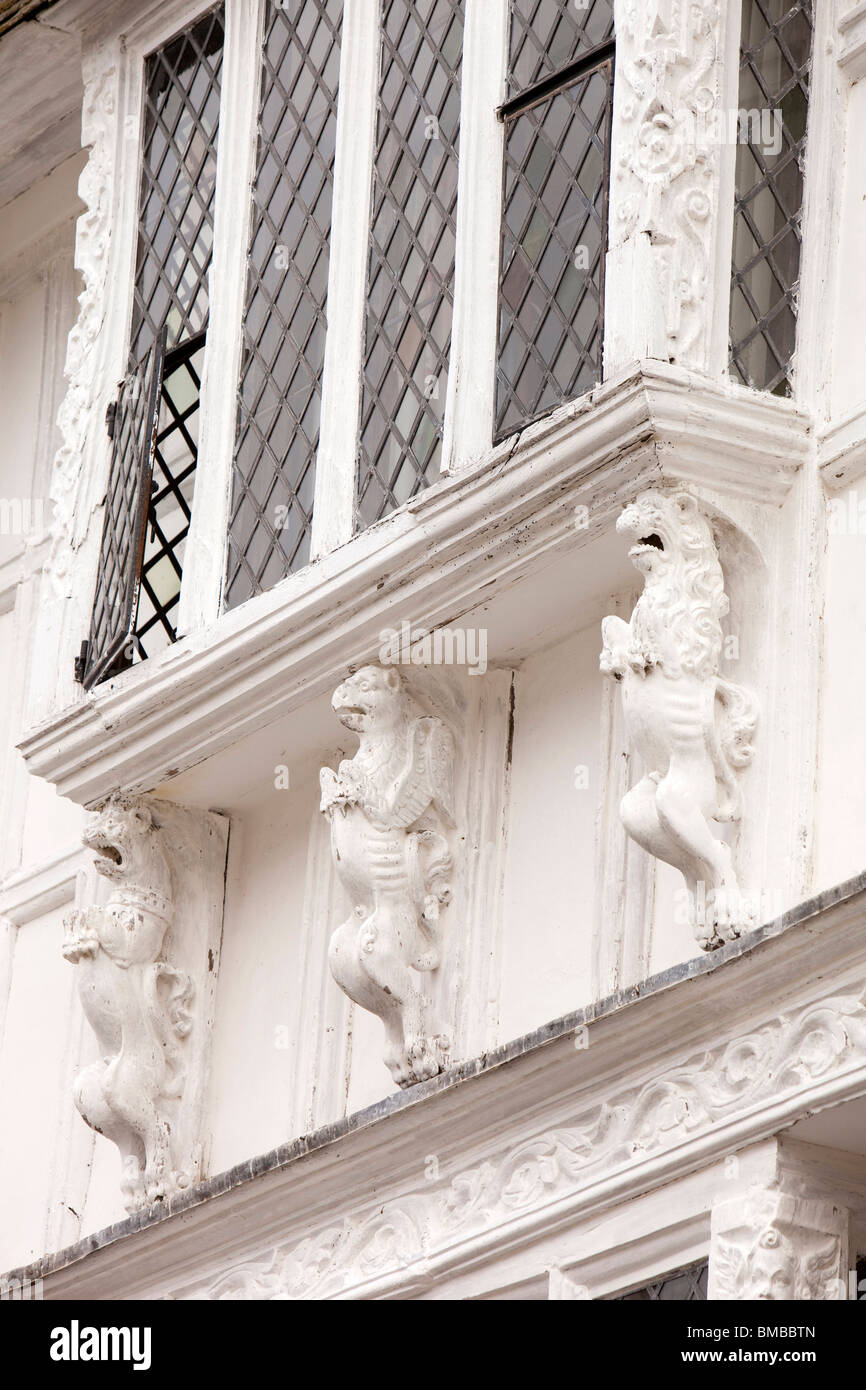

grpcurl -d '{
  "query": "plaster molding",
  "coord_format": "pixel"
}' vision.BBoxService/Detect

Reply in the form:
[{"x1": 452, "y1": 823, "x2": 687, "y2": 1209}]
[
  {"x1": 62, "y1": 794, "x2": 228, "y2": 1214},
  {"x1": 10, "y1": 872, "x2": 866, "y2": 1300},
  {"x1": 839, "y1": 3, "x2": 866, "y2": 82},
  {"x1": 20, "y1": 365, "x2": 811, "y2": 808},
  {"x1": 819, "y1": 403, "x2": 866, "y2": 491},
  {"x1": 321, "y1": 665, "x2": 458, "y2": 1088},
  {"x1": 188, "y1": 979, "x2": 866, "y2": 1299},
  {"x1": 0, "y1": 846, "x2": 85, "y2": 927}
]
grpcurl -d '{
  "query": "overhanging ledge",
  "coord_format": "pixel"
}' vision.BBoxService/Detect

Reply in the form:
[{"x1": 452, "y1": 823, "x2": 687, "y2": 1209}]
[
  {"x1": 20, "y1": 362, "x2": 811, "y2": 807},
  {"x1": 7, "y1": 869, "x2": 865, "y2": 1301}
]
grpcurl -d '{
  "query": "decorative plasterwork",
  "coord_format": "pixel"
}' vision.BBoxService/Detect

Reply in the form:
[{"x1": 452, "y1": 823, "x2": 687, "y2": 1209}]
[
  {"x1": 709, "y1": 1189, "x2": 848, "y2": 1300},
  {"x1": 607, "y1": 0, "x2": 728, "y2": 371},
  {"x1": 48, "y1": 48, "x2": 118, "y2": 615},
  {"x1": 839, "y1": 3, "x2": 866, "y2": 83},
  {"x1": 9, "y1": 874, "x2": 866, "y2": 1299},
  {"x1": 188, "y1": 982, "x2": 866, "y2": 1299},
  {"x1": 601, "y1": 489, "x2": 759, "y2": 949},
  {"x1": 320, "y1": 666, "x2": 458, "y2": 1088},
  {"x1": 62, "y1": 794, "x2": 228, "y2": 1214},
  {"x1": 19, "y1": 364, "x2": 810, "y2": 808}
]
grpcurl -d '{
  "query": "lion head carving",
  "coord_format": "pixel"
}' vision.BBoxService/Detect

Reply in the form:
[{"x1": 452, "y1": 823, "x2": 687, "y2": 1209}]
[
  {"x1": 331, "y1": 664, "x2": 412, "y2": 737},
  {"x1": 83, "y1": 795, "x2": 173, "y2": 914},
  {"x1": 618, "y1": 488, "x2": 728, "y2": 681}
]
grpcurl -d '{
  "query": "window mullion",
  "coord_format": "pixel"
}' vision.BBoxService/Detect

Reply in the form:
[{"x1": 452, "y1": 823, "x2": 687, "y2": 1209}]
[
  {"x1": 310, "y1": 0, "x2": 382, "y2": 561},
  {"x1": 177, "y1": 0, "x2": 265, "y2": 635},
  {"x1": 442, "y1": 0, "x2": 510, "y2": 473}
]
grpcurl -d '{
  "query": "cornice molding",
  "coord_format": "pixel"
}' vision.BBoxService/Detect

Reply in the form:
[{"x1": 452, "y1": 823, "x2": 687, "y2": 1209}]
[
  {"x1": 20, "y1": 364, "x2": 811, "y2": 807},
  {"x1": 8, "y1": 870, "x2": 866, "y2": 1301},
  {"x1": 839, "y1": 3, "x2": 866, "y2": 82},
  {"x1": 819, "y1": 402, "x2": 866, "y2": 490}
]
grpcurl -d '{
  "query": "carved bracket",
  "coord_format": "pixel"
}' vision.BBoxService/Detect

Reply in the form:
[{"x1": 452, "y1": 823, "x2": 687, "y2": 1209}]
[
  {"x1": 63, "y1": 794, "x2": 228, "y2": 1213},
  {"x1": 710, "y1": 1188, "x2": 849, "y2": 1300},
  {"x1": 320, "y1": 665, "x2": 458, "y2": 1088},
  {"x1": 600, "y1": 488, "x2": 759, "y2": 950}
]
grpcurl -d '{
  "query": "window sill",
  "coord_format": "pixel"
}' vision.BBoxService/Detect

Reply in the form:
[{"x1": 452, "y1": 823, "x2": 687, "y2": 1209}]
[{"x1": 20, "y1": 361, "x2": 811, "y2": 807}]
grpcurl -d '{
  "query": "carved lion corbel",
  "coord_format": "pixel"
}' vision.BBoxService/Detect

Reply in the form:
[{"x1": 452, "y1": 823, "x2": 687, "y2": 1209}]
[
  {"x1": 320, "y1": 665, "x2": 456, "y2": 1088},
  {"x1": 600, "y1": 489, "x2": 759, "y2": 949}
]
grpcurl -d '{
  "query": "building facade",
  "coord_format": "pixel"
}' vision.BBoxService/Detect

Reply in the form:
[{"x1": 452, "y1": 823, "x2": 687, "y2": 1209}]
[{"x1": 2, "y1": 0, "x2": 866, "y2": 1301}]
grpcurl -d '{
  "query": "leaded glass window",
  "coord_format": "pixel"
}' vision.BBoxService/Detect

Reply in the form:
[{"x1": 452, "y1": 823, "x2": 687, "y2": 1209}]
[
  {"x1": 495, "y1": 0, "x2": 613, "y2": 441},
  {"x1": 225, "y1": 0, "x2": 342, "y2": 609},
  {"x1": 356, "y1": 0, "x2": 464, "y2": 529},
  {"x1": 729, "y1": 0, "x2": 814, "y2": 397},
  {"x1": 612, "y1": 1261, "x2": 709, "y2": 1301},
  {"x1": 81, "y1": 6, "x2": 224, "y2": 686}
]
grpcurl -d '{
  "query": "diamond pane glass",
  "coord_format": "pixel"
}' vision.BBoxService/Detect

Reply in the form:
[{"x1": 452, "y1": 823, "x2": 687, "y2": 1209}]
[
  {"x1": 83, "y1": 339, "x2": 164, "y2": 690},
  {"x1": 225, "y1": 0, "x2": 342, "y2": 609},
  {"x1": 495, "y1": 62, "x2": 611, "y2": 439},
  {"x1": 357, "y1": 0, "x2": 463, "y2": 529},
  {"x1": 730, "y1": 0, "x2": 813, "y2": 397},
  {"x1": 130, "y1": 6, "x2": 224, "y2": 365},
  {"x1": 613, "y1": 1261, "x2": 709, "y2": 1301},
  {"x1": 508, "y1": 0, "x2": 614, "y2": 94},
  {"x1": 131, "y1": 336, "x2": 204, "y2": 661}
]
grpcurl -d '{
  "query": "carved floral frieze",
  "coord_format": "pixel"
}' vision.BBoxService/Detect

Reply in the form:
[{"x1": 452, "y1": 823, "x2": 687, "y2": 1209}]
[
  {"x1": 188, "y1": 983, "x2": 866, "y2": 1299},
  {"x1": 611, "y1": 0, "x2": 724, "y2": 365}
]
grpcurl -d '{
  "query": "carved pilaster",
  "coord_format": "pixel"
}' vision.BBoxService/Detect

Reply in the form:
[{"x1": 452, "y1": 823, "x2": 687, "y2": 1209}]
[
  {"x1": 320, "y1": 665, "x2": 458, "y2": 1089},
  {"x1": 63, "y1": 795, "x2": 228, "y2": 1212},
  {"x1": 600, "y1": 489, "x2": 759, "y2": 950},
  {"x1": 710, "y1": 1188, "x2": 849, "y2": 1300},
  {"x1": 606, "y1": 0, "x2": 733, "y2": 374}
]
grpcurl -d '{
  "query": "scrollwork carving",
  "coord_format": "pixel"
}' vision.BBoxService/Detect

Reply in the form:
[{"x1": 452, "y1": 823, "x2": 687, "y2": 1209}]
[
  {"x1": 612, "y1": 0, "x2": 723, "y2": 364},
  {"x1": 186, "y1": 983, "x2": 866, "y2": 1299}
]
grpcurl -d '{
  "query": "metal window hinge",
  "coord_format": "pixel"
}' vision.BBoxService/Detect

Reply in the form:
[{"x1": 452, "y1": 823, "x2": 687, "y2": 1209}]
[
  {"x1": 74, "y1": 640, "x2": 90, "y2": 685},
  {"x1": 105, "y1": 400, "x2": 118, "y2": 439}
]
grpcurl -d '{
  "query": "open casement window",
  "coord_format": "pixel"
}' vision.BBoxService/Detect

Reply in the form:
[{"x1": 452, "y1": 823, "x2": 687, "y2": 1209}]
[
  {"x1": 494, "y1": 0, "x2": 614, "y2": 441},
  {"x1": 78, "y1": 5, "x2": 224, "y2": 688},
  {"x1": 729, "y1": 0, "x2": 814, "y2": 396},
  {"x1": 356, "y1": 0, "x2": 464, "y2": 528},
  {"x1": 78, "y1": 337, "x2": 165, "y2": 691}
]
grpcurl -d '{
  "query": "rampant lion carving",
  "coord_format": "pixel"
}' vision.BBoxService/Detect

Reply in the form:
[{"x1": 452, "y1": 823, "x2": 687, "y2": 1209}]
[
  {"x1": 320, "y1": 665, "x2": 456, "y2": 1088},
  {"x1": 600, "y1": 489, "x2": 759, "y2": 949},
  {"x1": 62, "y1": 796, "x2": 194, "y2": 1211}
]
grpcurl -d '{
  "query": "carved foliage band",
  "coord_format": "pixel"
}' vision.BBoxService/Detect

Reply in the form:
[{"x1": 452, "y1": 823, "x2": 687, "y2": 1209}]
[
  {"x1": 611, "y1": 0, "x2": 723, "y2": 363},
  {"x1": 189, "y1": 983, "x2": 866, "y2": 1299}
]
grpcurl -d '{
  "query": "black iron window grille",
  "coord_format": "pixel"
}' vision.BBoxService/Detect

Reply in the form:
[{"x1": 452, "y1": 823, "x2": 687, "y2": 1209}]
[
  {"x1": 79, "y1": 6, "x2": 224, "y2": 690},
  {"x1": 612, "y1": 1260, "x2": 709, "y2": 1301},
  {"x1": 729, "y1": 0, "x2": 814, "y2": 397},
  {"x1": 494, "y1": 0, "x2": 613, "y2": 443},
  {"x1": 356, "y1": 0, "x2": 464, "y2": 529},
  {"x1": 225, "y1": 0, "x2": 342, "y2": 610}
]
